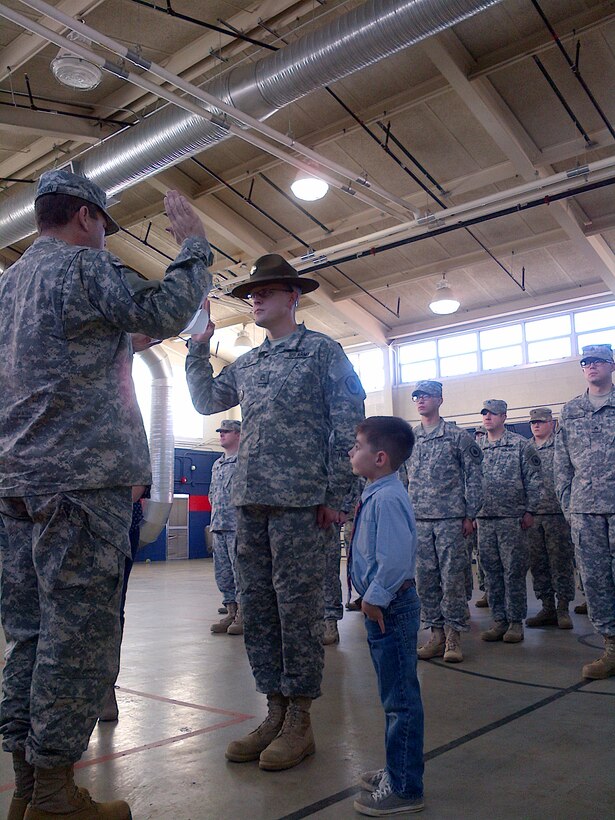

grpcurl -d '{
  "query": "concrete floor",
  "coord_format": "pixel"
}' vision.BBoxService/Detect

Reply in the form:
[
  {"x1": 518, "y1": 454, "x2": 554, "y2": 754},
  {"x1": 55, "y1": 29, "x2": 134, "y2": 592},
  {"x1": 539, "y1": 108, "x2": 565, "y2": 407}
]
[{"x1": 0, "y1": 559, "x2": 613, "y2": 819}]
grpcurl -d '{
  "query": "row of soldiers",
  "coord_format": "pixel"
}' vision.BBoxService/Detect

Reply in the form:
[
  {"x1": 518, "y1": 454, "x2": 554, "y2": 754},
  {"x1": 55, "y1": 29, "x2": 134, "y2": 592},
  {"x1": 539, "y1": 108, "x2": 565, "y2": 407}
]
[{"x1": 398, "y1": 342, "x2": 614, "y2": 681}]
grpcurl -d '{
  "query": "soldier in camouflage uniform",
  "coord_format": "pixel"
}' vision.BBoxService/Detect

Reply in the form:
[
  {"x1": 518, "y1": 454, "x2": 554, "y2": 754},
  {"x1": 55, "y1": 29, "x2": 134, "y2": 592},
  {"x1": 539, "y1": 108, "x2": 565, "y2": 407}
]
[
  {"x1": 186, "y1": 254, "x2": 365, "y2": 771},
  {"x1": 408, "y1": 381, "x2": 483, "y2": 664},
  {"x1": 555, "y1": 344, "x2": 615, "y2": 679},
  {"x1": 476, "y1": 399, "x2": 542, "y2": 644},
  {"x1": 525, "y1": 407, "x2": 575, "y2": 630},
  {"x1": 0, "y1": 170, "x2": 212, "y2": 819},
  {"x1": 209, "y1": 419, "x2": 243, "y2": 635},
  {"x1": 472, "y1": 427, "x2": 488, "y2": 607}
]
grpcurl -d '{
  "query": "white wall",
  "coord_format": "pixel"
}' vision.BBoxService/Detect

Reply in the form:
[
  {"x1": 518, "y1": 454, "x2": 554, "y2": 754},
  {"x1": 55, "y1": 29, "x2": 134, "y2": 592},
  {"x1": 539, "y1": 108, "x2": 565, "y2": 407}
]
[{"x1": 393, "y1": 358, "x2": 588, "y2": 428}]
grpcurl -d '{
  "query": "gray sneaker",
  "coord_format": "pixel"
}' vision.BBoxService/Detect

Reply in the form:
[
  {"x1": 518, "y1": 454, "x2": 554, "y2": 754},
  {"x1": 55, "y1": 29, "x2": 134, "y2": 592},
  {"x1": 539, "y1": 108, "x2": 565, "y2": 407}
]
[
  {"x1": 358, "y1": 768, "x2": 385, "y2": 791},
  {"x1": 354, "y1": 771, "x2": 424, "y2": 816}
]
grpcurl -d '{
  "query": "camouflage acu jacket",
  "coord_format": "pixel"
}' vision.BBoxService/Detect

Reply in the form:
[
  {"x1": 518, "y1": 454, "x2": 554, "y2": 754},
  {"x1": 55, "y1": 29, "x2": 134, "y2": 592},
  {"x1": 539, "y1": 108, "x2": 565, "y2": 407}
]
[
  {"x1": 209, "y1": 452, "x2": 238, "y2": 531},
  {"x1": 477, "y1": 429, "x2": 542, "y2": 518},
  {"x1": 407, "y1": 419, "x2": 483, "y2": 520},
  {"x1": 186, "y1": 323, "x2": 365, "y2": 508},
  {"x1": 530, "y1": 434, "x2": 562, "y2": 515},
  {"x1": 554, "y1": 387, "x2": 615, "y2": 515},
  {"x1": 0, "y1": 235, "x2": 212, "y2": 495}
]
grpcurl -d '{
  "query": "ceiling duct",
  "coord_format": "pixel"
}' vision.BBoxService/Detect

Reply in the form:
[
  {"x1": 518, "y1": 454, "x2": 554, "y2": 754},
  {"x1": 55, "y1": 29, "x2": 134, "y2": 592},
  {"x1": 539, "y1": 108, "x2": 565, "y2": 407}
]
[{"x1": 0, "y1": 0, "x2": 503, "y2": 249}]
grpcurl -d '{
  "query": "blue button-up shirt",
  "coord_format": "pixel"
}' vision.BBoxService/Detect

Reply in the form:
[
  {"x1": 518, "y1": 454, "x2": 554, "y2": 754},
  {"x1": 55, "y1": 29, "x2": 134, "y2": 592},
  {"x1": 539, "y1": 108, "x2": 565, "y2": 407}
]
[{"x1": 350, "y1": 472, "x2": 417, "y2": 608}]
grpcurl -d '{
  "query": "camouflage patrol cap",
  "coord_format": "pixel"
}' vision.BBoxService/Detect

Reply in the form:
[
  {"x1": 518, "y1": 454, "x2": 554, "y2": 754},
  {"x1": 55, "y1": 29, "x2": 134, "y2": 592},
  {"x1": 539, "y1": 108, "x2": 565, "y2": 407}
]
[
  {"x1": 580, "y1": 343, "x2": 613, "y2": 364},
  {"x1": 481, "y1": 399, "x2": 507, "y2": 415},
  {"x1": 35, "y1": 169, "x2": 120, "y2": 236},
  {"x1": 216, "y1": 419, "x2": 241, "y2": 433},
  {"x1": 231, "y1": 254, "x2": 319, "y2": 299},
  {"x1": 529, "y1": 406, "x2": 553, "y2": 422},
  {"x1": 411, "y1": 380, "x2": 443, "y2": 398}
]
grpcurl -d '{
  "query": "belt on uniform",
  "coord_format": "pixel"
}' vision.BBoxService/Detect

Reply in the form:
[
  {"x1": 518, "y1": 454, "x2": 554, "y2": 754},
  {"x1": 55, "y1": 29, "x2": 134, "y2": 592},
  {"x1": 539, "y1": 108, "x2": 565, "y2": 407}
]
[{"x1": 397, "y1": 578, "x2": 415, "y2": 593}]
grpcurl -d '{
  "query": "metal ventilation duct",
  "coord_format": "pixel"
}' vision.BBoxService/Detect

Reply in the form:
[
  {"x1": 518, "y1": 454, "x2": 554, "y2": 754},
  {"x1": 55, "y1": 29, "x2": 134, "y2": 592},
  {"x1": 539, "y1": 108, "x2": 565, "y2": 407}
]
[{"x1": 0, "y1": 0, "x2": 502, "y2": 248}]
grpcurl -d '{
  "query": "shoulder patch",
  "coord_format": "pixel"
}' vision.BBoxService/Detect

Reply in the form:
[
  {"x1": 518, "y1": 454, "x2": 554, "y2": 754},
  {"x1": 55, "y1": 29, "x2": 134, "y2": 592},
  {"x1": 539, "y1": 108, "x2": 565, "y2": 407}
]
[
  {"x1": 468, "y1": 442, "x2": 483, "y2": 462},
  {"x1": 345, "y1": 372, "x2": 364, "y2": 396},
  {"x1": 530, "y1": 453, "x2": 542, "y2": 469}
]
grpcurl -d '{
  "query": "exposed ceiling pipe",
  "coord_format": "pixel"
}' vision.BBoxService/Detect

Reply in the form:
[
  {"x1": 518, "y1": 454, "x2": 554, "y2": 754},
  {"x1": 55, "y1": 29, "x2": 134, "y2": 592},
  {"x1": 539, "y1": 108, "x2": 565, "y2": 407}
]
[{"x1": 0, "y1": 0, "x2": 504, "y2": 249}]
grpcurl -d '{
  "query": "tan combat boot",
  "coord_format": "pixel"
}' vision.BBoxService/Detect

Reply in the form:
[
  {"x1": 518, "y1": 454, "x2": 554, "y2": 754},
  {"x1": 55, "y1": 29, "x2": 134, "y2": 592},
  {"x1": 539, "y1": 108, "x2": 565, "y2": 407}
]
[
  {"x1": 556, "y1": 600, "x2": 573, "y2": 630},
  {"x1": 582, "y1": 636, "x2": 615, "y2": 680},
  {"x1": 259, "y1": 696, "x2": 315, "y2": 771},
  {"x1": 24, "y1": 765, "x2": 131, "y2": 819},
  {"x1": 211, "y1": 602, "x2": 237, "y2": 634},
  {"x1": 225, "y1": 693, "x2": 288, "y2": 762},
  {"x1": 475, "y1": 593, "x2": 489, "y2": 608},
  {"x1": 443, "y1": 626, "x2": 463, "y2": 663},
  {"x1": 503, "y1": 622, "x2": 524, "y2": 643},
  {"x1": 480, "y1": 621, "x2": 508, "y2": 641},
  {"x1": 7, "y1": 751, "x2": 33, "y2": 820},
  {"x1": 99, "y1": 685, "x2": 119, "y2": 722},
  {"x1": 322, "y1": 619, "x2": 340, "y2": 645},
  {"x1": 417, "y1": 627, "x2": 445, "y2": 659},
  {"x1": 226, "y1": 605, "x2": 244, "y2": 635},
  {"x1": 574, "y1": 601, "x2": 588, "y2": 615},
  {"x1": 526, "y1": 599, "x2": 557, "y2": 628}
]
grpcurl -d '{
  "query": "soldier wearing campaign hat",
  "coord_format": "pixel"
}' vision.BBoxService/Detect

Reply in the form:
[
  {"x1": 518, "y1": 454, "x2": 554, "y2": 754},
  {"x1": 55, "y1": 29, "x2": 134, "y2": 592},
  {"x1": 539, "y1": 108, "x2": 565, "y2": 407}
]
[
  {"x1": 186, "y1": 252, "x2": 365, "y2": 770},
  {"x1": 525, "y1": 407, "x2": 575, "y2": 631},
  {"x1": 555, "y1": 344, "x2": 615, "y2": 679},
  {"x1": 476, "y1": 399, "x2": 543, "y2": 645},
  {"x1": 209, "y1": 420, "x2": 243, "y2": 635},
  {"x1": 0, "y1": 168, "x2": 213, "y2": 817},
  {"x1": 408, "y1": 381, "x2": 483, "y2": 664}
]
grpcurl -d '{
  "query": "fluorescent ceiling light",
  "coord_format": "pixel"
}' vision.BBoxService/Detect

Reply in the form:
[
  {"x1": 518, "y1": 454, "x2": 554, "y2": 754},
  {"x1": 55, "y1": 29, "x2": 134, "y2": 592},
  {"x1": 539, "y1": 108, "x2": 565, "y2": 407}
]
[
  {"x1": 429, "y1": 275, "x2": 460, "y2": 315},
  {"x1": 50, "y1": 30, "x2": 102, "y2": 91},
  {"x1": 290, "y1": 171, "x2": 329, "y2": 201}
]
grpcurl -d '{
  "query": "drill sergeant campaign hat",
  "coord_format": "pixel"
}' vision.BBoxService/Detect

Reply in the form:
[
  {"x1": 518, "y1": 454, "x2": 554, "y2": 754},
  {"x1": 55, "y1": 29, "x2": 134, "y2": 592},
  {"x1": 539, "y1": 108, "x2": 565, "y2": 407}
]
[
  {"x1": 411, "y1": 380, "x2": 443, "y2": 398},
  {"x1": 230, "y1": 254, "x2": 319, "y2": 299},
  {"x1": 215, "y1": 420, "x2": 241, "y2": 433},
  {"x1": 580, "y1": 343, "x2": 614, "y2": 365},
  {"x1": 529, "y1": 406, "x2": 553, "y2": 422},
  {"x1": 481, "y1": 399, "x2": 507, "y2": 415},
  {"x1": 35, "y1": 169, "x2": 120, "y2": 236}
]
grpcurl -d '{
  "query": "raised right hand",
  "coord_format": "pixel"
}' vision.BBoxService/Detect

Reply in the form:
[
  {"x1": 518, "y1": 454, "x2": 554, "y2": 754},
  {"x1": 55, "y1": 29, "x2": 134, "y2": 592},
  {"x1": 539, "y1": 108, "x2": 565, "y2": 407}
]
[{"x1": 164, "y1": 190, "x2": 207, "y2": 244}]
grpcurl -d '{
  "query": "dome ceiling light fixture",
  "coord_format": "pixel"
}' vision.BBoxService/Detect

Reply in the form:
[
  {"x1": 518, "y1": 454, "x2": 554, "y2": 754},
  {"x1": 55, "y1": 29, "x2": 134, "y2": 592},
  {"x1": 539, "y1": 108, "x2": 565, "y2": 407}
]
[
  {"x1": 290, "y1": 169, "x2": 329, "y2": 202},
  {"x1": 50, "y1": 30, "x2": 102, "y2": 91},
  {"x1": 429, "y1": 274, "x2": 460, "y2": 315},
  {"x1": 234, "y1": 326, "x2": 253, "y2": 355}
]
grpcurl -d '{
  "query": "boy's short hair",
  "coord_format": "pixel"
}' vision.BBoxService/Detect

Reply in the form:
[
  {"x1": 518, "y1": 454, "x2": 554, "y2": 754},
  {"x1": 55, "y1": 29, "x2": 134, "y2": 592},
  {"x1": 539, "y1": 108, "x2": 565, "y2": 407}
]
[
  {"x1": 35, "y1": 193, "x2": 100, "y2": 232},
  {"x1": 356, "y1": 416, "x2": 415, "y2": 470}
]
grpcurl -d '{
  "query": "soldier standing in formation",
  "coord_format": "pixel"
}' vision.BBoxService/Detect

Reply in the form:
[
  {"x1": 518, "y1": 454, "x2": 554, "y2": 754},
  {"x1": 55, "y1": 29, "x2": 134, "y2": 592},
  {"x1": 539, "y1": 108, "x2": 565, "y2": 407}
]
[
  {"x1": 555, "y1": 344, "x2": 615, "y2": 679},
  {"x1": 209, "y1": 420, "x2": 243, "y2": 635},
  {"x1": 0, "y1": 170, "x2": 212, "y2": 819},
  {"x1": 408, "y1": 381, "x2": 483, "y2": 664},
  {"x1": 476, "y1": 399, "x2": 542, "y2": 645},
  {"x1": 525, "y1": 407, "x2": 575, "y2": 630},
  {"x1": 186, "y1": 254, "x2": 365, "y2": 771}
]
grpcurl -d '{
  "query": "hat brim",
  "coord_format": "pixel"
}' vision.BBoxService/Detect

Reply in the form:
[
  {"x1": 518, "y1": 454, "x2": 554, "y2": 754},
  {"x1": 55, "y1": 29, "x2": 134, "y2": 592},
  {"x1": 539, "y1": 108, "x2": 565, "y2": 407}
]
[
  {"x1": 103, "y1": 209, "x2": 120, "y2": 236},
  {"x1": 412, "y1": 391, "x2": 440, "y2": 398},
  {"x1": 230, "y1": 276, "x2": 319, "y2": 299}
]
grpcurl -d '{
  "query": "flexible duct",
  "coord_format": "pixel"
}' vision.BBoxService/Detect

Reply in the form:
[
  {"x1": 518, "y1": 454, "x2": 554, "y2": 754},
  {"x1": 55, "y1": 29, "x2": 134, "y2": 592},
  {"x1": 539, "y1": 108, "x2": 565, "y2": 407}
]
[
  {"x1": 137, "y1": 345, "x2": 174, "y2": 547},
  {"x1": 0, "y1": 0, "x2": 503, "y2": 247}
]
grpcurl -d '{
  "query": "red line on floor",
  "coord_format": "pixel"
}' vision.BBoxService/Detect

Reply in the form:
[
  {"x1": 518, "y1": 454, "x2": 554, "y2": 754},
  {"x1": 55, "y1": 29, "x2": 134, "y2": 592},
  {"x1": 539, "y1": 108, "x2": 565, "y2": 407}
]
[{"x1": 115, "y1": 686, "x2": 254, "y2": 719}]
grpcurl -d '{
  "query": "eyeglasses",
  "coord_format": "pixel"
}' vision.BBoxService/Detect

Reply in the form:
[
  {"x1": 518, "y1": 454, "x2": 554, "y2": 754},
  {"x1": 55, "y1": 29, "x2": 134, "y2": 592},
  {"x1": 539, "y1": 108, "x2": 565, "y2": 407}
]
[
  {"x1": 412, "y1": 393, "x2": 434, "y2": 402},
  {"x1": 580, "y1": 358, "x2": 609, "y2": 367},
  {"x1": 246, "y1": 287, "x2": 294, "y2": 302}
]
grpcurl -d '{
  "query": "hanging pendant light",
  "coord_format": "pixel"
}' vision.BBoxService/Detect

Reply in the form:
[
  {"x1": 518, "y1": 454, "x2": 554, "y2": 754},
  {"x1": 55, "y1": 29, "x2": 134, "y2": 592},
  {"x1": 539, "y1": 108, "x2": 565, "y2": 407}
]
[
  {"x1": 290, "y1": 169, "x2": 329, "y2": 201},
  {"x1": 234, "y1": 326, "x2": 253, "y2": 354},
  {"x1": 50, "y1": 30, "x2": 102, "y2": 91},
  {"x1": 429, "y1": 274, "x2": 460, "y2": 315}
]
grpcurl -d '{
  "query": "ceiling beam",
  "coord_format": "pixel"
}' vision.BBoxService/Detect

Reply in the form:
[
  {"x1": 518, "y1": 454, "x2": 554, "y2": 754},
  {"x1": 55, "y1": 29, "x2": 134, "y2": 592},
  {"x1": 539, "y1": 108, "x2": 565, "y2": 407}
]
[
  {"x1": 0, "y1": 106, "x2": 111, "y2": 143},
  {"x1": 423, "y1": 29, "x2": 615, "y2": 296}
]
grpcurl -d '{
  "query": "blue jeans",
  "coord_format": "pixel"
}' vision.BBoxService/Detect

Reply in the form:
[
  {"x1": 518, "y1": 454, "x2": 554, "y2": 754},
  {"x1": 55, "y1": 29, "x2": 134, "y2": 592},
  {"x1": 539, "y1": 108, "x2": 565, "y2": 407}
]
[{"x1": 365, "y1": 586, "x2": 424, "y2": 800}]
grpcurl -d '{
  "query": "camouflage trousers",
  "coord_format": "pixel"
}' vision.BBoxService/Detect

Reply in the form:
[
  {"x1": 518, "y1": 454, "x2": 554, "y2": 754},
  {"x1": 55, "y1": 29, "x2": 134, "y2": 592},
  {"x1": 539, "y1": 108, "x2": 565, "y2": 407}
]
[
  {"x1": 0, "y1": 488, "x2": 131, "y2": 767},
  {"x1": 464, "y1": 530, "x2": 477, "y2": 600},
  {"x1": 570, "y1": 514, "x2": 615, "y2": 637},
  {"x1": 236, "y1": 505, "x2": 325, "y2": 699},
  {"x1": 527, "y1": 514, "x2": 575, "y2": 605},
  {"x1": 211, "y1": 530, "x2": 238, "y2": 605},
  {"x1": 477, "y1": 518, "x2": 529, "y2": 623},
  {"x1": 416, "y1": 519, "x2": 470, "y2": 633},
  {"x1": 323, "y1": 523, "x2": 343, "y2": 621}
]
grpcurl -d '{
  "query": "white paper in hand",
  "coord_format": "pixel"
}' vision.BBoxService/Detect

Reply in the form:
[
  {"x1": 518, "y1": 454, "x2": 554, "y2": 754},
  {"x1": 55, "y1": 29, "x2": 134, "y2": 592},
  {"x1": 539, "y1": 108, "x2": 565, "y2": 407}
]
[{"x1": 181, "y1": 308, "x2": 210, "y2": 337}]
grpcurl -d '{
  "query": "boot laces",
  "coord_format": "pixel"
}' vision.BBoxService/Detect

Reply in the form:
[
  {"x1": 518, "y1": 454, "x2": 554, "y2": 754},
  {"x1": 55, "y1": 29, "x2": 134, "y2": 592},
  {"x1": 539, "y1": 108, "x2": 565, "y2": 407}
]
[
  {"x1": 371, "y1": 770, "x2": 393, "y2": 803},
  {"x1": 279, "y1": 704, "x2": 304, "y2": 735}
]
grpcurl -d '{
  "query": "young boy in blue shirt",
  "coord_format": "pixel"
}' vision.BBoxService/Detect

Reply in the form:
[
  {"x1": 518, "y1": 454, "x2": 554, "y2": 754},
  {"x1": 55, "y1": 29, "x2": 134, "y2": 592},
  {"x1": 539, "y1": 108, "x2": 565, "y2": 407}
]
[{"x1": 348, "y1": 416, "x2": 424, "y2": 816}]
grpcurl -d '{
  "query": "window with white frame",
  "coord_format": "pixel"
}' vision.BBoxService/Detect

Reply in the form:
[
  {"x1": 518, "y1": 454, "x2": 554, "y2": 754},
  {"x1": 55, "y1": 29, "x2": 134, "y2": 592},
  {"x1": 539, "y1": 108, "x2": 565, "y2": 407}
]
[
  {"x1": 397, "y1": 302, "x2": 615, "y2": 383},
  {"x1": 348, "y1": 348, "x2": 385, "y2": 393}
]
